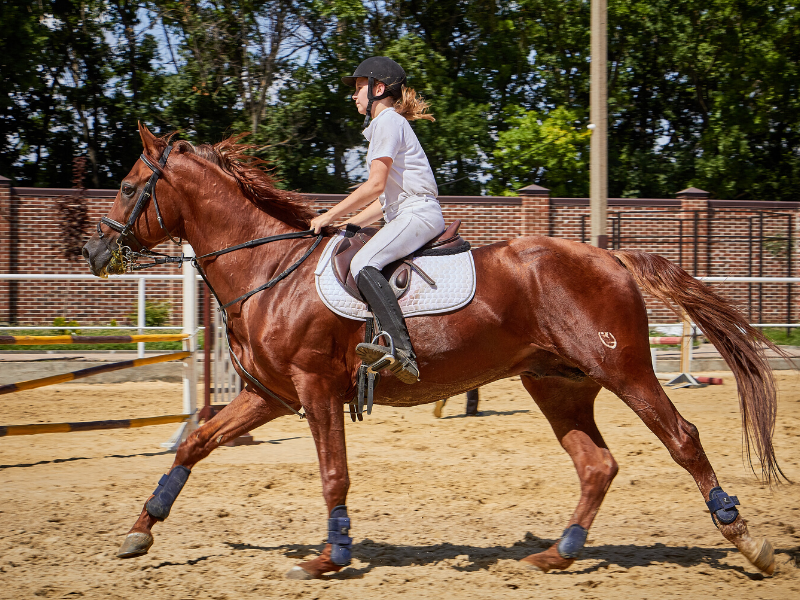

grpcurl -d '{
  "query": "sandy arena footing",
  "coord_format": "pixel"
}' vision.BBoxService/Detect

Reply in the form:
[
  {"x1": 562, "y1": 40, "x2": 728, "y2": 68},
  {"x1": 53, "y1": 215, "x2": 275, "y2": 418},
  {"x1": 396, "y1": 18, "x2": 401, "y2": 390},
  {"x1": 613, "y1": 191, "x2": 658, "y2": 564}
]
[{"x1": 0, "y1": 375, "x2": 798, "y2": 599}]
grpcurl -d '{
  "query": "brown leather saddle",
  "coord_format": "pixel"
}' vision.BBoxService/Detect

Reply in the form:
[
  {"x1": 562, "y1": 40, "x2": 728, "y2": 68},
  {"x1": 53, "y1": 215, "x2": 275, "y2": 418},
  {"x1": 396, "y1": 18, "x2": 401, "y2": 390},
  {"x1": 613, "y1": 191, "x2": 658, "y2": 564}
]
[{"x1": 331, "y1": 220, "x2": 470, "y2": 300}]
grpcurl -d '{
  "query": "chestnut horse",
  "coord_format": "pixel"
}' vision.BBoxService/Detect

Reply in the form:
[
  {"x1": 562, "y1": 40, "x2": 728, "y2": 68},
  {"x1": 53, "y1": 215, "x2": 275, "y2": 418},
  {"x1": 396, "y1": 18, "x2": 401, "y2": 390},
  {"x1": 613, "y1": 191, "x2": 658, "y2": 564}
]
[{"x1": 83, "y1": 124, "x2": 784, "y2": 579}]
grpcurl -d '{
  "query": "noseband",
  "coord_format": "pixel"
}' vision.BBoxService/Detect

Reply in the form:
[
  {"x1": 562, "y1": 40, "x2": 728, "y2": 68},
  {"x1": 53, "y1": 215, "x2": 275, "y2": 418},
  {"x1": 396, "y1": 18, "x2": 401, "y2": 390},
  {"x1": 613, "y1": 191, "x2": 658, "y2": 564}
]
[{"x1": 96, "y1": 145, "x2": 181, "y2": 269}]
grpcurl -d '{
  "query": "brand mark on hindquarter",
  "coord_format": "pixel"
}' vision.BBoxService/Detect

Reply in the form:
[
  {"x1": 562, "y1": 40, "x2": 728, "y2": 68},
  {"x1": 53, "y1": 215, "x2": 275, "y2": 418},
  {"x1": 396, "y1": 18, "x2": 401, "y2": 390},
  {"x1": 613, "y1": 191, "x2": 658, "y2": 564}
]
[{"x1": 598, "y1": 332, "x2": 617, "y2": 349}]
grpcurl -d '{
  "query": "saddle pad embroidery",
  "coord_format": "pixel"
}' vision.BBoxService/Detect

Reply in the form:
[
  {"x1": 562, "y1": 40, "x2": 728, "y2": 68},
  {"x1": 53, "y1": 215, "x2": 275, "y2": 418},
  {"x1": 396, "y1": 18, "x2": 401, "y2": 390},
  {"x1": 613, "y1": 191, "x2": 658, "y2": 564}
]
[{"x1": 314, "y1": 234, "x2": 476, "y2": 321}]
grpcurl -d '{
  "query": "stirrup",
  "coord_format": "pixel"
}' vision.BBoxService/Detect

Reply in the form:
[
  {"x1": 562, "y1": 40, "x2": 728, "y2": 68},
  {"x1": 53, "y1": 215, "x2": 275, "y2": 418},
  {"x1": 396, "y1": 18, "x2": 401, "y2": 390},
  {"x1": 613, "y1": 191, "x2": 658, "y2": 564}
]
[
  {"x1": 355, "y1": 332, "x2": 419, "y2": 384},
  {"x1": 356, "y1": 331, "x2": 396, "y2": 369}
]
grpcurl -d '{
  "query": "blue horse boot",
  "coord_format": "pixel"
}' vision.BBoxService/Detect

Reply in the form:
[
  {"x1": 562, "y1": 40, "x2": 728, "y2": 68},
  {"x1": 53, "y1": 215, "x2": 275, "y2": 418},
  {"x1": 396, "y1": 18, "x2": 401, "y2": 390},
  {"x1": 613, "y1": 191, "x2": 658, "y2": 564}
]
[
  {"x1": 328, "y1": 505, "x2": 353, "y2": 566},
  {"x1": 557, "y1": 524, "x2": 588, "y2": 559},
  {"x1": 145, "y1": 465, "x2": 191, "y2": 521},
  {"x1": 706, "y1": 486, "x2": 740, "y2": 526}
]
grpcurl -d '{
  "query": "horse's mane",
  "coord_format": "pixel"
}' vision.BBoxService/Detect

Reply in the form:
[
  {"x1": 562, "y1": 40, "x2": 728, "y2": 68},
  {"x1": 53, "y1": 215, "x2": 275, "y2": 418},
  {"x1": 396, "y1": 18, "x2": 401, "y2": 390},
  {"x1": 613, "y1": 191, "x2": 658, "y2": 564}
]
[{"x1": 163, "y1": 133, "x2": 317, "y2": 230}]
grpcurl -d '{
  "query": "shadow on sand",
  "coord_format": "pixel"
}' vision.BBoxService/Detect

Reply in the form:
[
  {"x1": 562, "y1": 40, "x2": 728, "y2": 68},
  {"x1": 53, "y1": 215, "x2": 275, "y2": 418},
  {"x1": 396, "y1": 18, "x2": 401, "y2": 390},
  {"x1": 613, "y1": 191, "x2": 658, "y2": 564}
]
[
  {"x1": 226, "y1": 532, "x2": 788, "y2": 580},
  {"x1": 0, "y1": 436, "x2": 308, "y2": 470},
  {"x1": 439, "y1": 409, "x2": 531, "y2": 420}
]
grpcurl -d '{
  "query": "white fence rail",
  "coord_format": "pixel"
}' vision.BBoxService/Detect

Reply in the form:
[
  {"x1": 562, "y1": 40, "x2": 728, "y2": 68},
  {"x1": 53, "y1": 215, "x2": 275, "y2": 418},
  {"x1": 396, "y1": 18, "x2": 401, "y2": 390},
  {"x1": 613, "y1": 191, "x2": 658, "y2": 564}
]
[{"x1": 2, "y1": 273, "x2": 798, "y2": 397}]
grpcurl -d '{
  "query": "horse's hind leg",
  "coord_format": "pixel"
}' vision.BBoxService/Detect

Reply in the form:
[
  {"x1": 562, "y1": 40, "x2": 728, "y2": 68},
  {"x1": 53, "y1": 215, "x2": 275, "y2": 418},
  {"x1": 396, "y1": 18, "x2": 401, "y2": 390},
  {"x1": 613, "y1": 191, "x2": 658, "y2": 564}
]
[
  {"x1": 116, "y1": 388, "x2": 292, "y2": 559},
  {"x1": 519, "y1": 375, "x2": 618, "y2": 572},
  {"x1": 599, "y1": 369, "x2": 776, "y2": 574}
]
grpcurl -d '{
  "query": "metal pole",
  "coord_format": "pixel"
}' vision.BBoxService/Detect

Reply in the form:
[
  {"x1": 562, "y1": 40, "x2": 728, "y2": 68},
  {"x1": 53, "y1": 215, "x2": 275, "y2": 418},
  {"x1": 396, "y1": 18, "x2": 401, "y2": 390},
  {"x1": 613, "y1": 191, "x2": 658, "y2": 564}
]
[
  {"x1": 590, "y1": 0, "x2": 608, "y2": 249},
  {"x1": 182, "y1": 244, "x2": 197, "y2": 432},
  {"x1": 759, "y1": 213, "x2": 764, "y2": 323},
  {"x1": 137, "y1": 278, "x2": 146, "y2": 358},
  {"x1": 693, "y1": 211, "x2": 699, "y2": 276},
  {"x1": 679, "y1": 312, "x2": 692, "y2": 375},
  {"x1": 163, "y1": 244, "x2": 198, "y2": 450},
  {"x1": 787, "y1": 214, "x2": 793, "y2": 335},
  {"x1": 203, "y1": 283, "x2": 211, "y2": 413},
  {"x1": 749, "y1": 217, "x2": 753, "y2": 322}
]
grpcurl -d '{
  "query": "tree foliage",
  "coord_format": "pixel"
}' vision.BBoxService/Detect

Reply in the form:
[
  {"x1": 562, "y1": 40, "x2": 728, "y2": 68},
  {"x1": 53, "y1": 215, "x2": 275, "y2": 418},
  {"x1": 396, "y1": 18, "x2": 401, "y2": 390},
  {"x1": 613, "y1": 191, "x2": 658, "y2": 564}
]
[{"x1": 2, "y1": 0, "x2": 799, "y2": 201}]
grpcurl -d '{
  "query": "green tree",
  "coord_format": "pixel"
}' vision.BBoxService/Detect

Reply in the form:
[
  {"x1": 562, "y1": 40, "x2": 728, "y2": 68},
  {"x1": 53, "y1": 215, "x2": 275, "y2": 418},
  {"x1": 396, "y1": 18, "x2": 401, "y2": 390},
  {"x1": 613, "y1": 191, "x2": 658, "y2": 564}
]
[{"x1": 490, "y1": 106, "x2": 590, "y2": 196}]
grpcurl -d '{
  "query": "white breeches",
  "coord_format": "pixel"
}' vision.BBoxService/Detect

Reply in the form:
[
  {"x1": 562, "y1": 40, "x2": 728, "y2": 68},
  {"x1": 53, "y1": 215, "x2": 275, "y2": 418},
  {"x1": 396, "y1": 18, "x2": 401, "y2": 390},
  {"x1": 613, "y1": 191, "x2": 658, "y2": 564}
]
[{"x1": 350, "y1": 198, "x2": 445, "y2": 280}]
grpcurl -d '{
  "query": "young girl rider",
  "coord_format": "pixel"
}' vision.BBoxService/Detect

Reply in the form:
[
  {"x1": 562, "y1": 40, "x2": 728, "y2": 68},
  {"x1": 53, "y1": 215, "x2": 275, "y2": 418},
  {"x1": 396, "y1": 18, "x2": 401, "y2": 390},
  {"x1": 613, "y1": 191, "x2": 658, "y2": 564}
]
[{"x1": 310, "y1": 57, "x2": 444, "y2": 384}]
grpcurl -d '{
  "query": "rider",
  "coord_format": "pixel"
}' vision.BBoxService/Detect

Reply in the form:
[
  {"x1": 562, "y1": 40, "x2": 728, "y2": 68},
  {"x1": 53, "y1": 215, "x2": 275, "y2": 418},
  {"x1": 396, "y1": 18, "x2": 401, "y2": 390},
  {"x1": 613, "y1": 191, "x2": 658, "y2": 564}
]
[{"x1": 310, "y1": 56, "x2": 444, "y2": 384}]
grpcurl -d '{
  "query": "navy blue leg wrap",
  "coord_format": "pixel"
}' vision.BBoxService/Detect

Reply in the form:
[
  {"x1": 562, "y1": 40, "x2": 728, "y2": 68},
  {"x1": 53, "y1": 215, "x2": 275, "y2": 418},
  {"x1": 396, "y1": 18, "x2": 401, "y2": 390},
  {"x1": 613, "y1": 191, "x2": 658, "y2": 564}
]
[
  {"x1": 327, "y1": 505, "x2": 352, "y2": 566},
  {"x1": 145, "y1": 465, "x2": 191, "y2": 521},
  {"x1": 557, "y1": 524, "x2": 588, "y2": 559},
  {"x1": 706, "y1": 486, "x2": 740, "y2": 526}
]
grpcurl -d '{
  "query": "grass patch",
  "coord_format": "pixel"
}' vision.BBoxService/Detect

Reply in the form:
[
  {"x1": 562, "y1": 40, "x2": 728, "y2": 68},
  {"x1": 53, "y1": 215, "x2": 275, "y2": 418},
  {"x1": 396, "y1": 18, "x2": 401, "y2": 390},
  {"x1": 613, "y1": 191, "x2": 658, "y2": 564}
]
[{"x1": 761, "y1": 327, "x2": 800, "y2": 346}]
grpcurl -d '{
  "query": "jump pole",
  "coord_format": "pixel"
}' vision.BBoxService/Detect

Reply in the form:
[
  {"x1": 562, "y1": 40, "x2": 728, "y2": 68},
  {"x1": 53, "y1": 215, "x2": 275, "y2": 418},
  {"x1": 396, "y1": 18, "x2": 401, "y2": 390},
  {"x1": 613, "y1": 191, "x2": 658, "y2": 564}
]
[
  {"x1": 162, "y1": 245, "x2": 198, "y2": 450},
  {"x1": 0, "y1": 334, "x2": 188, "y2": 345},
  {"x1": 0, "y1": 351, "x2": 191, "y2": 395},
  {"x1": 0, "y1": 414, "x2": 190, "y2": 437}
]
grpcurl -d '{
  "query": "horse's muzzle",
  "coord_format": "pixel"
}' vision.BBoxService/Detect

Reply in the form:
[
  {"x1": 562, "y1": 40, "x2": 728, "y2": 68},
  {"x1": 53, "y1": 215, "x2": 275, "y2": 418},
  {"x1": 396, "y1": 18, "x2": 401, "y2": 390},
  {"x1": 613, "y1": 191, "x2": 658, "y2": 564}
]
[{"x1": 82, "y1": 236, "x2": 113, "y2": 277}]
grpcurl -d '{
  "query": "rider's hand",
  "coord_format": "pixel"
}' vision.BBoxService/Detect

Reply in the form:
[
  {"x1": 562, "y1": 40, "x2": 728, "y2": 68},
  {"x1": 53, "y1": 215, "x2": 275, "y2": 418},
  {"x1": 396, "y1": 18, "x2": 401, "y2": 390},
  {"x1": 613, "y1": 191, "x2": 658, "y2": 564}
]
[{"x1": 310, "y1": 212, "x2": 334, "y2": 234}]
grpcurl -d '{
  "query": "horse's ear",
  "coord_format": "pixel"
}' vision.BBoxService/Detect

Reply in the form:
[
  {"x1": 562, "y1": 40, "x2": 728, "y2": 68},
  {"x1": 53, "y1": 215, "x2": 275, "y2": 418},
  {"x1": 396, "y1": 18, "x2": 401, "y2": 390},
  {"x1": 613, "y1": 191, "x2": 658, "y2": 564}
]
[{"x1": 138, "y1": 121, "x2": 158, "y2": 157}]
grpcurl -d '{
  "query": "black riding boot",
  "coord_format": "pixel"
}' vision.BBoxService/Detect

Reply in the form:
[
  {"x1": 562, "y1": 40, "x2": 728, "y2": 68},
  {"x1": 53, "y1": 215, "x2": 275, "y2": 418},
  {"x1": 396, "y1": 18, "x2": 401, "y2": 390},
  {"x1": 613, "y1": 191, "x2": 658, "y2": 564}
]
[{"x1": 355, "y1": 266, "x2": 420, "y2": 384}]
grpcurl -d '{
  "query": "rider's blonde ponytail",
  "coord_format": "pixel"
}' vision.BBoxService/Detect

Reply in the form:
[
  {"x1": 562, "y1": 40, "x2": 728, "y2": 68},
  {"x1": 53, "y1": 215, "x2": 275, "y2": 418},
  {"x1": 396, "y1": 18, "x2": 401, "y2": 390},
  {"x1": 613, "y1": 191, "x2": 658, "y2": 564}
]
[{"x1": 394, "y1": 86, "x2": 435, "y2": 122}]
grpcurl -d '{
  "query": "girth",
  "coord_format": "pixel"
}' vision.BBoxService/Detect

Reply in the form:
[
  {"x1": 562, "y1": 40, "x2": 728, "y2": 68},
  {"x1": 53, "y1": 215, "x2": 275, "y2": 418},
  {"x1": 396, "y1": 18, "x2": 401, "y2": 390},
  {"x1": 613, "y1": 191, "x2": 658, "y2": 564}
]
[{"x1": 331, "y1": 220, "x2": 470, "y2": 300}]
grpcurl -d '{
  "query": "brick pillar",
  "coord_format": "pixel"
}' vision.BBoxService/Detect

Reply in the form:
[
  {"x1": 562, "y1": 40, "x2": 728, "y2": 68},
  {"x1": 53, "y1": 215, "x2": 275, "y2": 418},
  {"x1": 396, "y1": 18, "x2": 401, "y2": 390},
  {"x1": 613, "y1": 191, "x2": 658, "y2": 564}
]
[
  {"x1": 676, "y1": 187, "x2": 709, "y2": 276},
  {"x1": 518, "y1": 183, "x2": 550, "y2": 238},
  {"x1": 0, "y1": 175, "x2": 13, "y2": 323}
]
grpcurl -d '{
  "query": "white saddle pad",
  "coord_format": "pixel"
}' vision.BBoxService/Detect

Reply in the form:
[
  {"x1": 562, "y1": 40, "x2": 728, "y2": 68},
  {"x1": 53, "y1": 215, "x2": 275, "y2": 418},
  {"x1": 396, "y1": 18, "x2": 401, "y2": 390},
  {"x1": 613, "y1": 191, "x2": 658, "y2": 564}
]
[{"x1": 314, "y1": 234, "x2": 476, "y2": 321}]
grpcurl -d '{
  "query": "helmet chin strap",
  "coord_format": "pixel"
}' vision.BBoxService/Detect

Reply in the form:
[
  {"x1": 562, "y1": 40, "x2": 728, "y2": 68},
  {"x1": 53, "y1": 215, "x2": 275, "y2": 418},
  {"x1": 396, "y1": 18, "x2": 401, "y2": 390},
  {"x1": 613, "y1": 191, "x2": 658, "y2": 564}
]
[{"x1": 363, "y1": 76, "x2": 395, "y2": 128}]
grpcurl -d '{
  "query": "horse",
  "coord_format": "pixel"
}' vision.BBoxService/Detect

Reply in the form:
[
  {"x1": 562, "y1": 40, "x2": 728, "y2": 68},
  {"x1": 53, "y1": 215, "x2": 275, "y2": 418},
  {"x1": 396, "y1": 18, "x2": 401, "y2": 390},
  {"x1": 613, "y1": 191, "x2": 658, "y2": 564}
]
[{"x1": 82, "y1": 123, "x2": 785, "y2": 579}]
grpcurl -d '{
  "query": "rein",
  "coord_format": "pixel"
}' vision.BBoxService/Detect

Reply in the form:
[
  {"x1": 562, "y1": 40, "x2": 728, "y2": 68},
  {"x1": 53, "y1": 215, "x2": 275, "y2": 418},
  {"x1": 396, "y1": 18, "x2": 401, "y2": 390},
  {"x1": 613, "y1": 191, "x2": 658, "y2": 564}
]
[{"x1": 95, "y1": 145, "x2": 324, "y2": 420}]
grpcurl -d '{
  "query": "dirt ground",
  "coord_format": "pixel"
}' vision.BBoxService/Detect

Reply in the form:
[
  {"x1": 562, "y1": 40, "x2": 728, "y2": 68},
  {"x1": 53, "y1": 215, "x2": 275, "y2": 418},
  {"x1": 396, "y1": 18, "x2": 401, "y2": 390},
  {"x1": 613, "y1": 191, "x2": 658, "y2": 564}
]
[{"x1": 1, "y1": 374, "x2": 799, "y2": 599}]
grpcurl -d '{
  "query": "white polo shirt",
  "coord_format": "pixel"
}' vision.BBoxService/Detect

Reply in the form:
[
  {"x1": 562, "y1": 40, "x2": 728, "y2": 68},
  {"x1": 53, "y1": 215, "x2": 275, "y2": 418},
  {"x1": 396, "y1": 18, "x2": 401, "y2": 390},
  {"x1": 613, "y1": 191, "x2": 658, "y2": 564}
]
[{"x1": 364, "y1": 108, "x2": 438, "y2": 211}]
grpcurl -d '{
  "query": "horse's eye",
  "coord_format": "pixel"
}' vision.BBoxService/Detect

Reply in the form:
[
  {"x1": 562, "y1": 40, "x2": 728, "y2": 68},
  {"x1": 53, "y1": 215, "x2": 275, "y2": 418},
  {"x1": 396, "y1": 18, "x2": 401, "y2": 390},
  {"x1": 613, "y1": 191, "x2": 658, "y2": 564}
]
[{"x1": 122, "y1": 183, "x2": 135, "y2": 196}]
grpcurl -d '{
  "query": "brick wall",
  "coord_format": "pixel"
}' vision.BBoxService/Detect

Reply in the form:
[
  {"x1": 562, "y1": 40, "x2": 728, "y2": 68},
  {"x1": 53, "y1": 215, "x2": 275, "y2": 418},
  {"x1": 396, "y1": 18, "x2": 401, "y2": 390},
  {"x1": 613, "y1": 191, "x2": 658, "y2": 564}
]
[
  {"x1": 0, "y1": 187, "x2": 185, "y2": 328},
  {"x1": 2, "y1": 182, "x2": 798, "y2": 327}
]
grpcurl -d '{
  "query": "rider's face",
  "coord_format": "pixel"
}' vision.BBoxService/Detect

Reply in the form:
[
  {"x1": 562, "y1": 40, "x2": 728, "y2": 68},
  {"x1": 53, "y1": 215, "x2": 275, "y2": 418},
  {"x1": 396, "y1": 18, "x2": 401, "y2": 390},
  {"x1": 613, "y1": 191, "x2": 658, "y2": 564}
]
[{"x1": 352, "y1": 77, "x2": 385, "y2": 116}]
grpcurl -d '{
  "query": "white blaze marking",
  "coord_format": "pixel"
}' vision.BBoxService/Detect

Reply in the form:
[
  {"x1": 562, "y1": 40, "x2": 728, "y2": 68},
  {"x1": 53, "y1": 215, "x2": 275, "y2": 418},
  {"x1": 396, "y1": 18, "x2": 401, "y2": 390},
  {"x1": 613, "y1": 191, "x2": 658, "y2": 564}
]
[{"x1": 599, "y1": 332, "x2": 617, "y2": 349}]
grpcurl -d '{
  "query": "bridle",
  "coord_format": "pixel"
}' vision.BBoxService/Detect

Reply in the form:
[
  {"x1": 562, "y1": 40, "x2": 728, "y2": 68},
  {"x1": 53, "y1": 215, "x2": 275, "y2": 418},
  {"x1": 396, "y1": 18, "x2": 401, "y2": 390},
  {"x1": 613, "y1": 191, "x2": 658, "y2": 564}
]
[
  {"x1": 97, "y1": 145, "x2": 181, "y2": 267},
  {"x1": 95, "y1": 144, "x2": 325, "y2": 419}
]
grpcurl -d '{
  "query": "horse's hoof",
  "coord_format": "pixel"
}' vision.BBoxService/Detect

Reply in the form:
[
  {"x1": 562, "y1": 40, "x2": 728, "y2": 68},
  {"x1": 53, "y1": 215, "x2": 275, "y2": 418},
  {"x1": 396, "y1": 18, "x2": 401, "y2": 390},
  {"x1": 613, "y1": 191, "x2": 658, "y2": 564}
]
[
  {"x1": 285, "y1": 565, "x2": 315, "y2": 580},
  {"x1": 116, "y1": 532, "x2": 154, "y2": 559},
  {"x1": 520, "y1": 561, "x2": 545, "y2": 572},
  {"x1": 743, "y1": 538, "x2": 775, "y2": 575}
]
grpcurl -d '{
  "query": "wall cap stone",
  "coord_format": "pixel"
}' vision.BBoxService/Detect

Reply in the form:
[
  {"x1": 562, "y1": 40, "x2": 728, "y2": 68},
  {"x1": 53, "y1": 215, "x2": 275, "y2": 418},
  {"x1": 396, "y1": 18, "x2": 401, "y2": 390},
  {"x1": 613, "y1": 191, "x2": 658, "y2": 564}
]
[
  {"x1": 676, "y1": 187, "x2": 710, "y2": 198},
  {"x1": 552, "y1": 197, "x2": 681, "y2": 207},
  {"x1": 301, "y1": 193, "x2": 522, "y2": 205},
  {"x1": 518, "y1": 183, "x2": 550, "y2": 197},
  {"x1": 12, "y1": 187, "x2": 117, "y2": 198},
  {"x1": 708, "y1": 199, "x2": 800, "y2": 210}
]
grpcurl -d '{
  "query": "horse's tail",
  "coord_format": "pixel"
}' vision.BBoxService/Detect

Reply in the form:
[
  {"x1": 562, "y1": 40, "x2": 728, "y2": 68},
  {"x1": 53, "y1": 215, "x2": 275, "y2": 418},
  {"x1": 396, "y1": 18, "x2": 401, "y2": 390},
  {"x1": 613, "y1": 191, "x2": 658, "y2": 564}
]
[{"x1": 612, "y1": 249, "x2": 788, "y2": 484}]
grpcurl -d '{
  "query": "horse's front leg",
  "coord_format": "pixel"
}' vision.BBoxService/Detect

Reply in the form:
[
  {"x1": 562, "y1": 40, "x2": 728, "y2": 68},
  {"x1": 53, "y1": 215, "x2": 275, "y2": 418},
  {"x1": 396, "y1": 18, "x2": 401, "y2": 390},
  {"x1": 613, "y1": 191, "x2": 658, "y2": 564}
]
[
  {"x1": 286, "y1": 377, "x2": 351, "y2": 580},
  {"x1": 117, "y1": 387, "x2": 292, "y2": 558}
]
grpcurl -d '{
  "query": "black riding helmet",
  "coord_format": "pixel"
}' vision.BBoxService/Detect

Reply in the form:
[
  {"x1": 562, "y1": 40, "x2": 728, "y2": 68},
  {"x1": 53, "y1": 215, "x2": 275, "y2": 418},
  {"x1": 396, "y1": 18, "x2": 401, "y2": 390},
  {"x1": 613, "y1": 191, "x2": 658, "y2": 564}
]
[{"x1": 342, "y1": 57, "x2": 406, "y2": 127}]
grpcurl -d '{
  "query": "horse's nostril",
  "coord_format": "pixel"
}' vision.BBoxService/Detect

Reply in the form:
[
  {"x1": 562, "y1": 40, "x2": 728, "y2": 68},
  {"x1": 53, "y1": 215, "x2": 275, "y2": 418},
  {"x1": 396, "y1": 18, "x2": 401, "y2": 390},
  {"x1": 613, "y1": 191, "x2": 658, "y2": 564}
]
[{"x1": 82, "y1": 246, "x2": 90, "y2": 263}]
